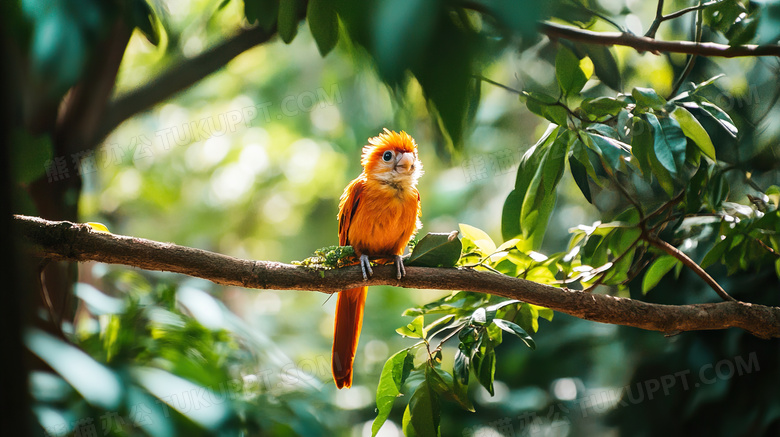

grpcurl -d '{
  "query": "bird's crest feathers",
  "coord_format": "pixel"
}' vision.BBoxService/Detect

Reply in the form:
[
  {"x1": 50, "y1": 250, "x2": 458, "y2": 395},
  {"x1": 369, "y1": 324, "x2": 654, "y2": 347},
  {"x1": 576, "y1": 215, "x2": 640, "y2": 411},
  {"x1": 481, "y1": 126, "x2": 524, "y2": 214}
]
[{"x1": 361, "y1": 128, "x2": 418, "y2": 167}]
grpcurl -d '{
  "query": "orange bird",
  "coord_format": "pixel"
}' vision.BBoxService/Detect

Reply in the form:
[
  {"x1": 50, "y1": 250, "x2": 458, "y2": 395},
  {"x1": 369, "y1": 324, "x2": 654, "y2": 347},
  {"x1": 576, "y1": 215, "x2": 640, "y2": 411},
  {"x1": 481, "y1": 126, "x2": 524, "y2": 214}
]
[{"x1": 332, "y1": 129, "x2": 423, "y2": 389}]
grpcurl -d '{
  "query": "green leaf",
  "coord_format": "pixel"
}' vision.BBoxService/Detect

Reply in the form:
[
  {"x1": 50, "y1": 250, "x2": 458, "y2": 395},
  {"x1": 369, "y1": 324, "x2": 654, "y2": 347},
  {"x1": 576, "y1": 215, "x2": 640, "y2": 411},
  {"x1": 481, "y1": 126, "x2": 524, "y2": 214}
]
[
  {"x1": 578, "y1": 44, "x2": 622, "y2": 91},
  {"x1": 632, "y1": 87, "x2": 667, "y2": 110},
  {"x1": 477, "y1": 348, "x2": 496, "y2": 395},
  {"x1": 517, "y1": 303, "x2": 540, "y2": 334},
  {"x1": 407, "y1": 232, "x2": 462, "y2": 267},
  {"x1": 74, "y1": 283, "x2": 126, "y2": 315},
  {"x1": 568, "y1": 153, "x2": 592, "y2": 203},
  {"x1": 525, "y1": 92, "x2": 569, "y2": 125},
  {"x1": 423, "y1": 315, "x2": 455, "y2": 339},
  {"x1": 642, "y1": 255, "x2": 681, "y2": 294},
  {"x1": 631, "y1": 118, "x2": 653, "y2": 179},
  {"x1": 686, "y1": 163, "x2": 708, "y2": 212},
  {"x1": 671, "y1": 107, "x2": 716, "y2": 160},
  {"x1": 471, "y1": 307, "x2": 496, "y2": 326},
  {"x1": 372, "y1": 349, "x2": 414, "y2": 436},
  {"x1": 493, "y1": 319, "x2": 536, "y2": 350},
  {"x1": 132, "y1": 367, "x2": 231, "y2": 430},
  {"x1": 521, "y1": 90, "x2": 557, "y2": 104},
  {"x1": 726, "y1": 9, "x2": 759, "y2": 45},
  {"x1": 245, "y1": 0, "x2": 279, "y2": 31},
  {"x1": 542, "y1": 131, "x2": 572, "y2": 192},
  {"x1": 458, "y1": 326, "x2": 480, "y2": 353},
  {"x1": 503, "y1": 126, "x2": 559, "y2": 243},
  {"x1": 501, "y1": 189, "x2": 525, "y2": 243},
  {"x1": 766, "y1": 185, "x2": 780, "y2": 208},
  {"x1": 451, "y1": 365, "x2": 474, "y2": 411},
  {"x1": 644, "y1": 113, "x2": 685, "y2": 176},
  {"x1": 403, "y1": 291, "x2": 488, "y2": 317},
  {"x1": 407, "y1": 9, "x2": 472, "y2": 148},
  {"x1": 454, "y1": 347, "x2": 469, "y2": 385},
  {"x1": 496, "y1": 238, "x2": 521, "y2": 253},
  {"x1": 556, "y1": 46, "x2": 588, "y2": 96},
  {"x1": 586, "y1": 123, "x2": 619, "y2": 138},
  {"x1": 542, "y1": 105, "x2": 570, "y2": 126},
  {"x1": 519, "y1": 131, "x2": 569, "y2": 249},
  {"x1": 402, "y1": 381, "x2": 440, "y2": 437},
  {"x1": 130, "y1": 0, "x2": 160, "y2": 46},
  {"x1": 571, "y1": 137, "x2": 600, "y2": 182},
  {"x1": 701, "y1": 237, "x2": 730, "y2": 269},
  {"x1": 278, "y1": 0, "x2": 302, "y2": 43},
  {"x1": 585, "y1": 132, "x2": 630, "y2": 172},
  {"x1": 26, "y1": 329, "x2": 123, "y2": 410},
  {"x1": 459, "y1": 223, "x2": 496, "y2": 254},
  {"x1": 480, "y1": 0, "x2": 541, "y2": 36},
  {"x1": 307, "y1": 0, "x2": 338, "y2": 55},
  {"x1": 396, "y1": 315, "x2": 425, "y2": 338},
  {"x1": 704, "y1": 0, "x2": 746, "y2": 35},
  {"x1": 537, "y1": 306, "x2": 554, "y2": 322},
  {"x1": 580, "y1": 97, "x2": 628, "y2": 118},
  {"x1": 707, "y1": 170, "x2": 729, "y2": 209},
  {"x1": 372, "y1": 0, "x2": 437, "y2": 82},
  {"x1": 649, "y1": 150, "x2": 676, "y2": 197},
  {"x1": 426, "y1": 365, "x2": 452, "y2": 395},
  {"x1": 699, "y1": 101, "x2": 737, "y2": 137}
]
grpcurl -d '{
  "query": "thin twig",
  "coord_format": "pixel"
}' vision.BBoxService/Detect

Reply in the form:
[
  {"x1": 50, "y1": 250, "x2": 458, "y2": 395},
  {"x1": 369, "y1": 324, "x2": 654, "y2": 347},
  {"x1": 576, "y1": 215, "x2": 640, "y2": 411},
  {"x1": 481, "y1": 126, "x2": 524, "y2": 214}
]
[
  {"x1": 571, "y1": 0, "x2": 627, "y2": 33},
  {"x1": 668, "y1": 5, "x2": 704, "y2": 98},
  {"x1": 646, "y1": 0, "x2": 723, "y2": 38},
  {"x1": 476, "y1": 75, "x2": 522, "y2": 94},
  {"x1": 645, "y1": 0, "x2": 666, "y2": 38},
  {"x1": 37, "y1": 259, "x2": 59, "y2": 329},
  {"x1": 542, "y1": 22, "x2": 780, "y2": 58},
  {"x1": 644, "y1": 233, "x2": 736, "y2": 301},
  {"x1": 753, "y1": 237, "x2": 780, "y2": 258},
  {"x1": 436, "y1": 325, "x2": 464, "y2": 351},
  {"x1": 661, "y1": 0, "x2": 723, "y2": 24}
]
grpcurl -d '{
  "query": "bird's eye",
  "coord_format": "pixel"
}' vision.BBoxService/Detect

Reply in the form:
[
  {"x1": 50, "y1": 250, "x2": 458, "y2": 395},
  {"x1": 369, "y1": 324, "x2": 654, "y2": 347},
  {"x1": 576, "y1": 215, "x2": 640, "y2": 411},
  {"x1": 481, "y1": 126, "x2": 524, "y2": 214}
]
[{"x1": 382, "y1": 151, "x2": 393, "y2": 162}]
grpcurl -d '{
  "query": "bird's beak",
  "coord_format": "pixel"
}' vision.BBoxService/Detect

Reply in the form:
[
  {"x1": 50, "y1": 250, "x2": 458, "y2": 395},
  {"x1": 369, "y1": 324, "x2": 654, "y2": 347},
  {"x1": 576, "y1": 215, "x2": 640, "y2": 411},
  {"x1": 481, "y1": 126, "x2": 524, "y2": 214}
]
[{"x1": 395, "y1": 152, "x2": 415, "y2": 173}]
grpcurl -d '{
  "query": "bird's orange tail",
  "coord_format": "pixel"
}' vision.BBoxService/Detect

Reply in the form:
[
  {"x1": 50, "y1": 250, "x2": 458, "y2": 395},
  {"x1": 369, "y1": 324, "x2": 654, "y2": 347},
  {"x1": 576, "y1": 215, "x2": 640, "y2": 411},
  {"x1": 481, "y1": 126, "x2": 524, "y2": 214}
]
[{"x1": 332, "y1": 286, "x2": 367, "y2": 389}]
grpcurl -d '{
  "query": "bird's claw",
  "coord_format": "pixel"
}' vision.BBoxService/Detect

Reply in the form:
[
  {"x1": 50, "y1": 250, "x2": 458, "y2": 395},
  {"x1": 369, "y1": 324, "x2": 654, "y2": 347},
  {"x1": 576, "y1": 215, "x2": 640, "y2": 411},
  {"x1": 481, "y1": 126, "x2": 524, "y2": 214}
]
[
  {"x1": 395, "y1": 255, "x2": 406, "y2": 280},
  {"x1": 360, "y1": 254, "x2": 373, "y2": 280}
]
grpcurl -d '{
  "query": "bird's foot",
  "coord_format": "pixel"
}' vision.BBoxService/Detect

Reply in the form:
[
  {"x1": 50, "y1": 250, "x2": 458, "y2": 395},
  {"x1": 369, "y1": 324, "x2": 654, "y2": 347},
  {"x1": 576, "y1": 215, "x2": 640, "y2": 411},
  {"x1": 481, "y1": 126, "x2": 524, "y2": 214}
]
[
  {"x1": 360, "y1": 254, "x2": 373, "y2": 280},
  {"x1": 395, "y1": 255, "x2": 406, "y2": 280}
]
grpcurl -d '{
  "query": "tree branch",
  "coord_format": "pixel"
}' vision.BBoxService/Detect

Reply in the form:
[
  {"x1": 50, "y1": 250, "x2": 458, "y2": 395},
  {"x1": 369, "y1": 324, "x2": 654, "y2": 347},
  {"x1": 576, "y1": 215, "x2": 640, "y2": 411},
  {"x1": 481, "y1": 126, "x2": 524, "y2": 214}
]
[
  {"x1": 541, "y1": 22, "x2": 780, "y2": 58},
  {"x1": 94, "y1": 25, "x2": 277, "y2": 145},
  {"x1": 646, "y1": 0, "x2": 724, "y2": 38},
  {"x1": 14, "y1": 214, "x2": 780, "y2": 339}
]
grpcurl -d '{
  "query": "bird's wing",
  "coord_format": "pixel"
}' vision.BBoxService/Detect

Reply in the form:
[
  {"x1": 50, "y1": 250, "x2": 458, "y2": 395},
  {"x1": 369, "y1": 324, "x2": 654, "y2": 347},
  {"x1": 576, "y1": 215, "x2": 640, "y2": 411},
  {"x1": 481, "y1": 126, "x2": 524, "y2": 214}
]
[{"x1": 338, "y1": 177, "x2": 365, "y2": 246}]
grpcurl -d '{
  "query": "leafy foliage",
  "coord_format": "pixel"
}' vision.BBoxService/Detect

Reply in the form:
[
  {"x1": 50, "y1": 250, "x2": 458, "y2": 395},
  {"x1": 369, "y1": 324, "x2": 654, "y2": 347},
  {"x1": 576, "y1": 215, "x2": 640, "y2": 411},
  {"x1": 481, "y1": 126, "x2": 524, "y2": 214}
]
[
  {"x1": 373, "y1": 288, "x2": 548, "y2": 436},
  {"x1": 29, "y1": 271, "x2": 332, "y2": 436}
]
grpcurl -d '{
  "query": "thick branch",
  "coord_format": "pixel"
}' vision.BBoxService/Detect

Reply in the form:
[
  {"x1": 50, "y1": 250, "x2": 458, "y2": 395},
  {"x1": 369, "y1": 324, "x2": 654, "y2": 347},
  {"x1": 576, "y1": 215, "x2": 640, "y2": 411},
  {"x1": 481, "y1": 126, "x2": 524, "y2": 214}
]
[
  {"x1": 541, "y1": 22, "x2": 780, "y2": 58},
  {"x1": 95, "y1": 25, "x2": 276, "y2": 144},
  {"x1": 57, "y1": 19, "x2": 132, "y2": 156},
  {"x1": 14, "y1": 215, "x2": 780, "y2": 339}
]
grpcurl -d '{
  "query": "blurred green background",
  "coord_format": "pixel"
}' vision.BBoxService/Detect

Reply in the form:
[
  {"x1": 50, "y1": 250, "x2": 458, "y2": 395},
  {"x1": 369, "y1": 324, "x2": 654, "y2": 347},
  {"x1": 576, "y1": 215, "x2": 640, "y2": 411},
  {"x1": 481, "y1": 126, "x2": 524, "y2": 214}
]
[{"x1": 6, "y1": 0, "x2": 780, "y2": 435}]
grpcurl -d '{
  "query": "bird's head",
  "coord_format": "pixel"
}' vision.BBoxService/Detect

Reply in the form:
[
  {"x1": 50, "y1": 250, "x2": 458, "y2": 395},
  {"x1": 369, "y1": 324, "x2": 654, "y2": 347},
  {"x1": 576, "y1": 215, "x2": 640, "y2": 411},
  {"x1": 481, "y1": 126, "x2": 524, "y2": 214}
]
[{"x1": 361, "y1": 128, "x2": 423, "y2": 187}]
